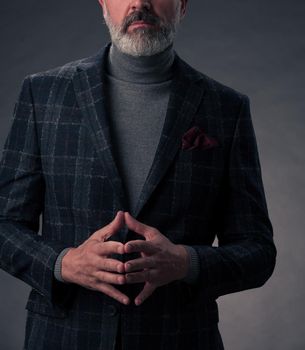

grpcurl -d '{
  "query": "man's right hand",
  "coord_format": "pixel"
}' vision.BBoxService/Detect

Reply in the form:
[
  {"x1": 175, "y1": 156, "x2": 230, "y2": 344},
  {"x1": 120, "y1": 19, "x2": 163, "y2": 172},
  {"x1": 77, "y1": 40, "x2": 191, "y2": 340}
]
[{"x1": 61, "y1": 210, "x2": 130, "y2": 305}]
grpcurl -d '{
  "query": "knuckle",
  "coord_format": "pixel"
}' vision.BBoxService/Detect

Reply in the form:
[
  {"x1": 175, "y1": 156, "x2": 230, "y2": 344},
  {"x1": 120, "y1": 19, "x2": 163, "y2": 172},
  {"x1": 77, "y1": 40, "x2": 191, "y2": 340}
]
[
  {"x1": 151, "y1": 228, "x2": 158, "y2": 234},
  {"x1": 99, "y1": 243, "x2": 109, "y2": 255},
  {"x1": 89, "y1": 230, "x2": 101, "y2": 241},
  {"x1": 102, "y1": 261, "x2": 110, "y2": 271},
  {"x1": 95, "y1": 271, "x2": 105, "y2": 283},
  {"x1": 87, "y1": 240, "x2": 99, "y2": 252},
  {"x1": 87, "y1": 278, "x2": 97, "y2": 290},
  {"x1": 89, "y1": 274, "x2": 98, "y2": 284},
  {"x1": 105, "y1": 260, "x2": 116, "y2": 273}
]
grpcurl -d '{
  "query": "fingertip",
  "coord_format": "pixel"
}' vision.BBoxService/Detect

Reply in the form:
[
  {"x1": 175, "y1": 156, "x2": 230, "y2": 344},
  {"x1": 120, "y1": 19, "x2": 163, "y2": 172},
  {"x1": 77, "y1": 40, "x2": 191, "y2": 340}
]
[
  {"x1": 117, "y1": 263, "x2": 125, "y2": 273},
  {"x1": 135, "y1": 298, "x2": 142, "y2": 306},
  {"x1": 124, "y1": 243, "x2": 133, "y2": 253},
  {"x1": 124, "y1": 211, "x2": 131, "y2": 219},
  {"x1": 118, "y1": 242, "x2": 126, "y2": 254},
  {"x1": 117, "y1": 211, "x2": 126, "y2": 226},
  {"x1": 118, "y1": 275, "x2": 125, "y2": 285},
  {"x1": 114, "y1": 210, "x2": 123, "y2": 219}
]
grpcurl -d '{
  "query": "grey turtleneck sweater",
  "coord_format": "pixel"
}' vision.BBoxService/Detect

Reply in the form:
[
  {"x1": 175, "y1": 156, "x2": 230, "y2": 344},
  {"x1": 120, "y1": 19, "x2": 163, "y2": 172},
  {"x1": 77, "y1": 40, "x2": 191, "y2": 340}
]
[
  {"x1": 54, "y1": 43, "x2": 200, "y2": 285},
  {"x1": 104, "y1": 43, "x2": 174, "y2": 215}
]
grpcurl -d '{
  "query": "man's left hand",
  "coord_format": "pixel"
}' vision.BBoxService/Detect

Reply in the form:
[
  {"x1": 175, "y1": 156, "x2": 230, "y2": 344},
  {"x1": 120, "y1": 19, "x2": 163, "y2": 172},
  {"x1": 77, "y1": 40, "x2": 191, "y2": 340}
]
[{"x1": 123, "y1": 211, "x2": 189, "y2": 306}]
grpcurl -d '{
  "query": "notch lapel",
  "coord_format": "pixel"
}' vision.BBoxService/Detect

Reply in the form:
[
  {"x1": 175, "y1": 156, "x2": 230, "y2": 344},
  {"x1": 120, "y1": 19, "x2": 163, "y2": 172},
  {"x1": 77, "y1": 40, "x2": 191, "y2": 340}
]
[
  {"x1": 73, "y1": 44, "x2": 128, "y2": 211},
  {"x1": 133, "y1": 56, "x2": 206, "y2": 218}
]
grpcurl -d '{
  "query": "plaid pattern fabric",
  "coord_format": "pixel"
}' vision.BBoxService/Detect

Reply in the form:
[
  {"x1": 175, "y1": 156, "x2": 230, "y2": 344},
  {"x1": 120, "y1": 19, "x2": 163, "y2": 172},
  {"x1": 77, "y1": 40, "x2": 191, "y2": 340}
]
[{"x1": 0, "y1": 42, "x2": 276, "y2": 350}]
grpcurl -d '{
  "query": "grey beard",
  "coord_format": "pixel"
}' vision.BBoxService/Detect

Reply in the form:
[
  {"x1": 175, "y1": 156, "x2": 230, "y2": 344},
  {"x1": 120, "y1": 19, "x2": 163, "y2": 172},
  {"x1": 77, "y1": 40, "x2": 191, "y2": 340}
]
[{"x1": 103, "y1": 10, "x2": 180, "y2": 57}]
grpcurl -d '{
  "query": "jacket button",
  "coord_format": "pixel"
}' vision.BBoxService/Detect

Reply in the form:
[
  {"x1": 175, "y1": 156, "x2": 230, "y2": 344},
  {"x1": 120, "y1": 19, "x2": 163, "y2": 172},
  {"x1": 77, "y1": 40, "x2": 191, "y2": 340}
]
[{"x1": 107, "y1": 304, "x2": 118, "y2": 316}]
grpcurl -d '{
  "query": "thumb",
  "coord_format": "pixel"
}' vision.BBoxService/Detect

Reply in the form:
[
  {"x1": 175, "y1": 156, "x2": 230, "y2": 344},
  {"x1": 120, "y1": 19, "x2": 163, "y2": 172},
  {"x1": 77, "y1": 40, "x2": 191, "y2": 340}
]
[{"x1": 91, "y1": 210, "x2": 125, "y2": 241}]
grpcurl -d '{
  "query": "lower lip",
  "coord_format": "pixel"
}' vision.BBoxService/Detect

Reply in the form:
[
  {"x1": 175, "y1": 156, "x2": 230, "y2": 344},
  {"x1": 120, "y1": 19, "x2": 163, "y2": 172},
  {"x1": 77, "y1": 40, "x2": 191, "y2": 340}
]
[{"x1": 129, "y1": 22, "x2": 154, "y2": 29}]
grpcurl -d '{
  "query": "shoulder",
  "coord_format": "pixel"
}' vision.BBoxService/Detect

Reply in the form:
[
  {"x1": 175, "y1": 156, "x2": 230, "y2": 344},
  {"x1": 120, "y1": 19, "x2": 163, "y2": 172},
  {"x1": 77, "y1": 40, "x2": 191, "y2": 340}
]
[
  {"x1": 24, "y1": 44, "x2": 107, "y2": 85},
  {"x1": 178, "y1": 56, "x2": 249, "y2": 114},
  {"x1": 202, "y1": 72, "x2": 250, "y2": 117},
  {"x1": 198, "y1": 68, "x2": 249, "y2": 111},
  {"x1": 24, "y1": 56, "x2": 87, "y2": 85},
  {"x1": 18, "y1": 54, "x2": 96, "y2": 103},
  {"x1": 21, "y1": 46, "x2": 104, "y2": 93}
]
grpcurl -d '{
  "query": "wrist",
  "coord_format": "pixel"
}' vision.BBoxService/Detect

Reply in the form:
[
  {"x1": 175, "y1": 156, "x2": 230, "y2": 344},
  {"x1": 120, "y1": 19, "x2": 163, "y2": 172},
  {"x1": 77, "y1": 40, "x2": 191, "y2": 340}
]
[
  {"x1": 61, "y1": 247, "x2": 76, "y2": 284},
  {"x1": 175, "y1": 244, "x2": 190, "y2": 280},
  {"x1": 180, "y1": 245, "x2": 200, "y2": 284}
]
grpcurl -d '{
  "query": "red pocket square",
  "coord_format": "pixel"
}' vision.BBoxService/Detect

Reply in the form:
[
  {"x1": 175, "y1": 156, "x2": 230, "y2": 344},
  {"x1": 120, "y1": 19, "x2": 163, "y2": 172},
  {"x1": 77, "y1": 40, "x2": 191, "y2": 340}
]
[{"x1": 181, "y1": 126, "x2": 218, "y2": 150}]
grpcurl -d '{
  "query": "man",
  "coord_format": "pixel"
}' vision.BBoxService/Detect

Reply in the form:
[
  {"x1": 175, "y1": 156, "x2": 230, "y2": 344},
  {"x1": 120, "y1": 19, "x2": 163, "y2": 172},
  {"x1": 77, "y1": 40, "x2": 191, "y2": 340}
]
[{"x1": 0, "y1": 0, "x2": 277, "y2": 349}]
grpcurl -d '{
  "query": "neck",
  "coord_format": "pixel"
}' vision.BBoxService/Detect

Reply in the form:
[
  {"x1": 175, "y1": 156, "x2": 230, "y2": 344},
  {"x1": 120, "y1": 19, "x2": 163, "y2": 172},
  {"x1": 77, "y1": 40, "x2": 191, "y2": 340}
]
[{"x1": 106, "y1": 42, "x2": 175, "y2": 84}]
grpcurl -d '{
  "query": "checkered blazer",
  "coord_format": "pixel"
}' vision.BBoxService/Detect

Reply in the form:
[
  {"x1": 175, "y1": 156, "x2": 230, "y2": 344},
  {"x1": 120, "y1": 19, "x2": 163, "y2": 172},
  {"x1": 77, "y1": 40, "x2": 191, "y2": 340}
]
[{"x1": 0, "y1": 42, "x2": 277, "y2": 350}]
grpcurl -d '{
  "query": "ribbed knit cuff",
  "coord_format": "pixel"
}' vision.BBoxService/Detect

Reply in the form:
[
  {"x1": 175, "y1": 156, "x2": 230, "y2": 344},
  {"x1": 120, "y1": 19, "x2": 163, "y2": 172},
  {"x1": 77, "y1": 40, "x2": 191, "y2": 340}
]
[
  {"x1": 54, "y1": 248, "x2": 73, "y2": 284},
  {"x1": 180, "y1": 245, "x2": 200, "y2": 284}
]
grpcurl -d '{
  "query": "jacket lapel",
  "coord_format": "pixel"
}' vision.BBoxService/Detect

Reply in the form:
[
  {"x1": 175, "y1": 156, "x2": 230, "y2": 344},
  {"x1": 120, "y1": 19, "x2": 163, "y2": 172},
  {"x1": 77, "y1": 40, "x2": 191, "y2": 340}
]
[
  {"x1": 72, "y1": 42, "x2": 206, "y2": 218},
  {"x1": 73, "y1": 43, "x2": 128, "y2": 211},
  {"x1": 133, "y1": 56, "x2": 206, "y2": 217}
]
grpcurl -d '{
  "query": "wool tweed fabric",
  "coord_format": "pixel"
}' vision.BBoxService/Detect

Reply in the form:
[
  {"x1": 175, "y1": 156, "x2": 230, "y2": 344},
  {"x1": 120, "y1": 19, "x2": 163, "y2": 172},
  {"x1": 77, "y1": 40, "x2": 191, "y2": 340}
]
[{"x1": 0, "y1": 42, "x2": 277, "y2": 350}]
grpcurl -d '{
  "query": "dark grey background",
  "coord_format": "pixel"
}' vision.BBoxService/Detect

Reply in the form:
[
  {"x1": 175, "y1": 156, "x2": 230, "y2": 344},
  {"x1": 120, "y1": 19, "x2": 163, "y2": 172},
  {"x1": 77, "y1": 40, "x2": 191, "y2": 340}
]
[{"x1": 1, "y1": 0, "x2": 304, "y2": 349}]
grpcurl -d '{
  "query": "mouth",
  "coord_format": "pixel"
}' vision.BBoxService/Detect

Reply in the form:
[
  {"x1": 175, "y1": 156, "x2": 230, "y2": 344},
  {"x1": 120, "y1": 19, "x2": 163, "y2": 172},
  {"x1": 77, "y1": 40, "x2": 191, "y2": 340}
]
[{"x1": 129, "y1": 20, "x2": 155, "y2": 29}]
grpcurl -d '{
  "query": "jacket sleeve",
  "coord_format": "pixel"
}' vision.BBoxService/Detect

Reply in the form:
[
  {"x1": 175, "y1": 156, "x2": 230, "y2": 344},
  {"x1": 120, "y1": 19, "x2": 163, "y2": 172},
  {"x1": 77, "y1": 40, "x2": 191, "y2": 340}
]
[
  {"x1": 0, "y1": 76, "x2": 77, "y2": 308},
  {"x1": 189, "y1": 94, "x2": 277, "y2": 299}
]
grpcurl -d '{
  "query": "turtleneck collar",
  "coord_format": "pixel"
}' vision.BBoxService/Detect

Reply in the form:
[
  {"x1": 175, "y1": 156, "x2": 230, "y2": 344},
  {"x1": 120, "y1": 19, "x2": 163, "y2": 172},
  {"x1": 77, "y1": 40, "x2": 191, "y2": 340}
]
[{"x1": 105, "y1": 42, "x2": 175, "y2": 84}]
